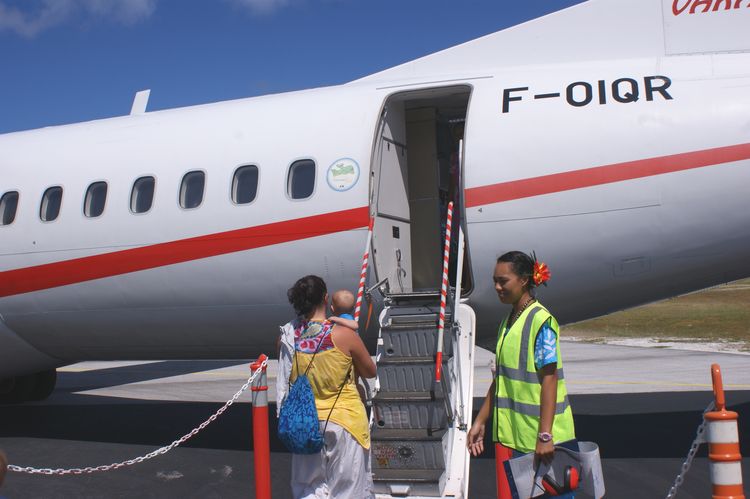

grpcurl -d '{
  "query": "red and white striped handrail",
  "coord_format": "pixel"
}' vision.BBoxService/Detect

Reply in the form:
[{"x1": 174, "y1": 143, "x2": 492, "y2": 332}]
[
  {"x1": 436, "y1": 201, "x2": 454, "y2": 383},
  {"x1": 353, "y1": 217, "x2": 375, "y2": 324}
]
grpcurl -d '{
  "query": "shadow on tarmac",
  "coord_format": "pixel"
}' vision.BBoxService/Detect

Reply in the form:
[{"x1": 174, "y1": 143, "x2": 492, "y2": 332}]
[
  {"x1": 56, "y1": 361, "x2": 247, "y2": 393},
  {"x1": 0, "y1": 392, "x2": 748, "y2": 498},
  {"x1": 2, "y1": 393, "x2": 748, "y2": 456}
]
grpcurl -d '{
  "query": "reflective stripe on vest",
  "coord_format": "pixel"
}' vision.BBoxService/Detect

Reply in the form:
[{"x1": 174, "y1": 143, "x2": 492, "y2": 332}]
[
  {"x1": 497, "y1": 306, "x2": 566, "y2": 383},
  {"x1": 495, "y1": 397, "x2": 570, "y2": 417}
]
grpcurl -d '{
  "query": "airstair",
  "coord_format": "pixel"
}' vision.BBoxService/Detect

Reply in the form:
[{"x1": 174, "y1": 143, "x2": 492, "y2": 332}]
[{"x1": 370, "y1": 289, "x2": 476, "y2": 498}]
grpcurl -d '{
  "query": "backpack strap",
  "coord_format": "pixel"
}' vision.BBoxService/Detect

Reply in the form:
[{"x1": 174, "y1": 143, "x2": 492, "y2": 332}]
[
  {"x1": 291, "y1": 321, "x2": 353, "y2": 439},
  {"x1": 291, "y1": 320, "x2": 333, "y2": 383},
  {"x1": 321, "y1": 363, "x2": 353, "y2": 438}
]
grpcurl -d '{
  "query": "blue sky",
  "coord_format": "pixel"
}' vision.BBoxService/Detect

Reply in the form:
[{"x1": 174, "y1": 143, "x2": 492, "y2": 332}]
[{"x1": 0, "y1": 0, "x2": 584, "y2": 134}]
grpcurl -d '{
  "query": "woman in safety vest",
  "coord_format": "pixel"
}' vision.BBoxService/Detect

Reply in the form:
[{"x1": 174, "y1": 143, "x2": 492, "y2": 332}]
[{"x1": 467, "y1": 251, "x2": 577, "y2": 497}]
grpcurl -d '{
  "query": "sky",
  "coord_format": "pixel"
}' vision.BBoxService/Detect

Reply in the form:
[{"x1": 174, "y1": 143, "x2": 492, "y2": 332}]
[{"x1": 0, "y1": 0, "x2": 585, "y2": 134}]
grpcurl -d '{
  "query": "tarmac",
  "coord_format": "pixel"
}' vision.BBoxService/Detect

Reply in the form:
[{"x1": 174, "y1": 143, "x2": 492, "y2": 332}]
[{"x1": 0, "y1": 341, "x2": 749, "y2": 498}]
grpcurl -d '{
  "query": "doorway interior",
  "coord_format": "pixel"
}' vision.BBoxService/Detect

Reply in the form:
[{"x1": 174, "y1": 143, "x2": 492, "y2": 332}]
[{"x1": 370, "y1": 85, "x2": 472, "y2": 295}]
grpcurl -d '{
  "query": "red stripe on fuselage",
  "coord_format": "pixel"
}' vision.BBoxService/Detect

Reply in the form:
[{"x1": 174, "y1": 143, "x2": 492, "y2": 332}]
[
  {"x1": 464, "y1": 143, "x2": 750, "y2": 208},
  {"x1": 0, "y1": 206, "x2": 369, "y2": 298},
  {"x1": 2, "y1": 143, "x2": 749, "y2": 298}
]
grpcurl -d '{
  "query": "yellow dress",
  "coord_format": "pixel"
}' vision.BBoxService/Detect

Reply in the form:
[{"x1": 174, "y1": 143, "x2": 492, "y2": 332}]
[{"x1": 290, "y1": 327, "x2": 370, "y2": 449}]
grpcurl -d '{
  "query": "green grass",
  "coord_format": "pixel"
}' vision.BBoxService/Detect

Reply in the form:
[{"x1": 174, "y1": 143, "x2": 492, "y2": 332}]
[{"x1": 562, "y1": 279, "x2": 750, "y2": 350}]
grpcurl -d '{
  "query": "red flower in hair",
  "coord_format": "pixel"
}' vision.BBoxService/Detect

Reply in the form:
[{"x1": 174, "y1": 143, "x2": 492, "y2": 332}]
[{"x1": 533, "y1": 261, "x2": 551, "y2": 287}]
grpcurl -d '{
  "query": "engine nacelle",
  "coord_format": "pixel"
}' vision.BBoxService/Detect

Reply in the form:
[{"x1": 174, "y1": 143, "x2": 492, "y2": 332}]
[{"x1": 0, "y1": 316, "x2": 62, "y2": 379}]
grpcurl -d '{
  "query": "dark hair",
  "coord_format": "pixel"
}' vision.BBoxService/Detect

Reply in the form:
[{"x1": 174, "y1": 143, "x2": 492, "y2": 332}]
[
  {"x1": 497, "y1": 251, "x2": 536, "y2": 289},
  {"x1": 287, "y1": 275, "x2": 327, "y2": 318}
]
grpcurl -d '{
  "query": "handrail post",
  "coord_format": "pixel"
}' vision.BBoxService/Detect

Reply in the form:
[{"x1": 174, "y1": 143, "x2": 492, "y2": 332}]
[
  {"x1": 250, "y1": 354, "x2": 271, "y2": 499},
  {"x1": 354, "y1": 217, "x2": 375, "y2": 325},
  {"x1": 436, "y1": 201, "x2": 454, "y2": 383}
]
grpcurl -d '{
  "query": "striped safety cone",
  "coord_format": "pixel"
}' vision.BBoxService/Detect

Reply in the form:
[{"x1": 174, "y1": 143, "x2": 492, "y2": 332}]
[{"x1": 706, "y1": 364, "x2": 744, "y2": 499}]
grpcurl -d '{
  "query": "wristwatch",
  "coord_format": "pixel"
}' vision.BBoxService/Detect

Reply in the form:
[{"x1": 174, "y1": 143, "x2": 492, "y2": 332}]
[{"x1": 538, "y1": 432, "x2": 553, "y2": 443}]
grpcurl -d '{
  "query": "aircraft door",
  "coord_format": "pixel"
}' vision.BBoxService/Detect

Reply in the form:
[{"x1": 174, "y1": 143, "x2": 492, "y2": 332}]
[{"x1": 371, "y1": 104, "x2": 413, "y2": 293}]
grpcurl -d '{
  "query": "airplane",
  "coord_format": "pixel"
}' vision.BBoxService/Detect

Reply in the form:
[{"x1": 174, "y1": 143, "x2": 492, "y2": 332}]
[{"x1": 1, "y1": 0, "x2": 749, "y2": 407}]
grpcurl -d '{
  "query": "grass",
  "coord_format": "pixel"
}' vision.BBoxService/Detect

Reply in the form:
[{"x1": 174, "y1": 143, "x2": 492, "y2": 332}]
[{"x1": 562, "y1": 279, "x2": 750, "y2": 351}]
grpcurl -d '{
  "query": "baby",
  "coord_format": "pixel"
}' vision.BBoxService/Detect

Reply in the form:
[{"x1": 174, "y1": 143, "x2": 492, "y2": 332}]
[{"x1": 328, "y1": 289, "x2": 359, "y2": 329}]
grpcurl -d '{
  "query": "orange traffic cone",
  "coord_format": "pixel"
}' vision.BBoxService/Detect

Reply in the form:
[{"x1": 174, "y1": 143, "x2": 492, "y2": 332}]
[{"x1": 706, "y1": 364, "x2": 744, "y2": 499}]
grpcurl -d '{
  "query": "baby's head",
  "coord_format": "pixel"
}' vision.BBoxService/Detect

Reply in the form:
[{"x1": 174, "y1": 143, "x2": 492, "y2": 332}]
[
  {"x1": 331, "y1": 289, "x2": 355, "y2": 316},
  {"x1": 0, "y1": 450, "x2": 7, "y2": 487}
]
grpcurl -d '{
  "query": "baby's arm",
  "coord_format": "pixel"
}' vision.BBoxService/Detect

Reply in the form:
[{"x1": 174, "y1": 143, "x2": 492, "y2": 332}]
[{"x1": 329, "y1": 316, "x2": 359, "y2": 330}]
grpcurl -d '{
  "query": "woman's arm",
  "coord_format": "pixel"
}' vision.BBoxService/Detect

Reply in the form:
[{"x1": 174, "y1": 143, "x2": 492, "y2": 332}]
[
  {"x1": 334, "y1": 327, "x2": 376, "y2": 378},
  {"x1": 536, "y1": 364, "x2": 558, "y2": 464},
  {"x1": 329, "y1": 315, "x2": 359, "y2": 330},
  {"x1": 467, "y1": 380, "x2": 495, "y2": 456}
]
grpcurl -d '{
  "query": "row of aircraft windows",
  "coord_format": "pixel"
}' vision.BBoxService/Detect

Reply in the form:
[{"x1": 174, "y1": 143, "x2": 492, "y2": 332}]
[{"x1": 0, "y1": 160, "x2": 317, "y2": 227}]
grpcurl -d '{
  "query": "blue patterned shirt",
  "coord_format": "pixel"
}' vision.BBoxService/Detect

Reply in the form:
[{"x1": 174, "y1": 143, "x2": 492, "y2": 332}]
[{"x1": 534, "y1": 322, "x2": 558, "y2": 370}]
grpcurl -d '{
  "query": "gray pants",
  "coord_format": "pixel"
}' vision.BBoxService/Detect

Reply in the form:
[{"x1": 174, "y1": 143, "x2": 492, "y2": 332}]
[{"x1": 291, "y1": 422, "x2": 374, "y2": 499}]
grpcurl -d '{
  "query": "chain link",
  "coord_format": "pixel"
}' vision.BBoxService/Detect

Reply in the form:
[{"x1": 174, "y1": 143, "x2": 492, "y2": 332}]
[
  {"x1": 8, "y1": 359, "x2": 268, "y2": 476},
  {"x1": 664, "y1": 400, "x2": 715, "y2": 499}
]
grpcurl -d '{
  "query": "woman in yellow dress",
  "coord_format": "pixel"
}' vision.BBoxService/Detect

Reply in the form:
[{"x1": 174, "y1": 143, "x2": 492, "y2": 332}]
[{"x1": 285, "y1": 275, "x2": 376, "y2": 499}]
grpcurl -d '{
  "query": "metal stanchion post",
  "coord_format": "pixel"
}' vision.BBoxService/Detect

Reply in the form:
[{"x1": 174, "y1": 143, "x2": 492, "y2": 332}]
[
  {"x1": 250, "y1": 354, "x2": 271, "y2": 499},
  {"x1": 495, "y1": 442, "x2": 513, "y2": 499}
]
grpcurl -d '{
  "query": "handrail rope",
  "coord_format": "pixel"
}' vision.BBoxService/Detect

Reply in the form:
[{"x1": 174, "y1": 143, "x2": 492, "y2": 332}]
[{"x1": 8, "y1": 359, "x2": 268, "y2": 476}]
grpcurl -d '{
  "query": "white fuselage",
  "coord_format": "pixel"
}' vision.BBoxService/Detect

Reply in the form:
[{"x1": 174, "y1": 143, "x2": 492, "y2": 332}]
[{"x1": 1, "y1": 0, "x2": 750, "y2": 378}]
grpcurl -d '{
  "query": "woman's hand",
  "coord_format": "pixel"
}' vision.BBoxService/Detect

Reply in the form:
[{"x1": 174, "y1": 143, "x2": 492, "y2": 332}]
[
  {"x1": 535, "y1": 439, "x2": 555, "y2": 465},
  {"x1": 467, "y1": 422, "x2": 486, "y2": 456}
]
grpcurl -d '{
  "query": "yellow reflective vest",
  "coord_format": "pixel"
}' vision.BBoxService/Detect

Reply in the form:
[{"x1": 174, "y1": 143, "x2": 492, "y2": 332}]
[{"x1": 493, "y1": 302, "x2": 575, "y2": 453}]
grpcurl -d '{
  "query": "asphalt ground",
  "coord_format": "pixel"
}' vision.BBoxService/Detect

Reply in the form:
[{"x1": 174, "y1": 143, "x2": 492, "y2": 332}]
[{"x1": 0, "y1": 343, "x2": 749, "y2": 498}]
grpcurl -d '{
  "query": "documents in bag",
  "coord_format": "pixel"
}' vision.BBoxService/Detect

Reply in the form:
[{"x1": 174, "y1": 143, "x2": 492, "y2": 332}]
[{"x1": 504, "y1": 441, "x2": 605, "y2": 498}]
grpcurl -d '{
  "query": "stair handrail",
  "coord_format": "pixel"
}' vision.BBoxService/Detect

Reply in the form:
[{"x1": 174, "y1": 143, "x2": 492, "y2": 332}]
[{"x1": 451, "y1": 224, "x2": 468, "y2": 430}]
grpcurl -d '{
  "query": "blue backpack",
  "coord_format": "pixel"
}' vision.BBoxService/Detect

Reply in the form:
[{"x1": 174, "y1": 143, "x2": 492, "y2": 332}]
[{"x1": 278, "y1": 323, "x2": 350, "y2": 454}]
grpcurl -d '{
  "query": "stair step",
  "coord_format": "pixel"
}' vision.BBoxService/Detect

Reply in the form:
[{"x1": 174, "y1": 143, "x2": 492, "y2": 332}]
[
  {"x1": 386, "y1": 311, "x2": 451, "y2": 322},
  {"x1": 372, "y1": 468, "x2": 444, "y2": 483},
  {"x1": 372, "y1": 397, "x2": 449, "y2": 431},
  {"x1": 377, "y1": 356, "x2": 438, "y2": 365},
  {"x1": 372, "y1": 436, "x2": 445, "y2": 471},
  {"x1": 386, "y1": 290, "x2": 443, "y2": 301},
  {"x1": 379, "y1": 326, "x2": 454, "y2": 359},
  {"x1": 373, "y1": 390, "x2": 438, "y2": 402},
  {"x1": 372, "y1": 469, "x2": 443, "y2": 498},
  {"x1": 372, "y1": 428, "x2": 447, "y2": 441},
  {"x1": 378, "y1": 363, "x2": 452, "y2": 393}
]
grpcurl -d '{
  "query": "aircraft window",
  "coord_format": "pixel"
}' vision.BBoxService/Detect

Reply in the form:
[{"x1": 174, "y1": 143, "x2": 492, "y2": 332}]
[
  {"x1": 84, "y1": 181, "x2": 108, "y2": 218},
  {"x1": 232, "y1": 165, "x2": 259, "y2": 205},
  {"x1": 130, "y1": 176, "x2": 155, "y2": 214},
  {"x1": 40, "y1": 186, "x2": 63, "y2": 222},
  {"x1": 0, "y1": 191, "x2": 19, "y2": 226},
  {"x1": 288, "y1": 159, "x2": 315, "y2": 200},
  {"x1": 180, "y1": 170, "x2": 205, "y2": 209}
]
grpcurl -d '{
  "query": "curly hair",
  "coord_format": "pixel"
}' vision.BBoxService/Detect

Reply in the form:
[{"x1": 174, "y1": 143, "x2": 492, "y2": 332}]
[{"x1": 287, "y1": 275, "x2": 327, "y2": 318}]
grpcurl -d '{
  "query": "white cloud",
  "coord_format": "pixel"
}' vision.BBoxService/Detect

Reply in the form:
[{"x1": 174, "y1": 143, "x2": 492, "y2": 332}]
[
  {"x1": 0, "y1": 0, "x2": 156, "y2": 37},
  {"x1": 228, "y1": 0, "x2": 291, "y2": 15},
  {"x1": 81, "y1": 0, "x2": 156, "y2": 24}
]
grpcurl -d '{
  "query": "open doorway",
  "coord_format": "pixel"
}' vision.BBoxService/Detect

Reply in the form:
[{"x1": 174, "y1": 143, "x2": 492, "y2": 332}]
[{"x1": 370, "y1": 85, "x2": 472, "y2": 295}]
